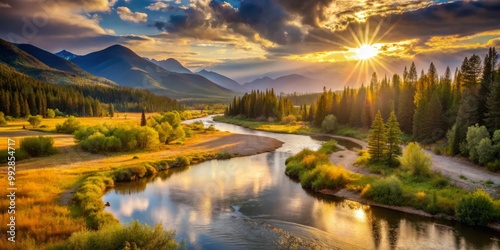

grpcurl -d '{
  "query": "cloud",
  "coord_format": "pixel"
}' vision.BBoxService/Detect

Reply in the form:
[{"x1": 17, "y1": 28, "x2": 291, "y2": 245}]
[
  {"x1": 154, "y1": 0, "x2": 305, "y2": 45},
  {"x1": 117, "y1": 6, "x2": 148, "y2": 23},
  {"x1": 146, "y1": 2, "x2": 173, "y2": 11}
]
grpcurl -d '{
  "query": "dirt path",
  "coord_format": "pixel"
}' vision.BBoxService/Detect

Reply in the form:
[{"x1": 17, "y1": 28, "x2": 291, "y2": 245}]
[
  {"x1": 425, "y1": 150, "x2": 500, "y2": 196},
  {"x1": 324, "y1": 133, "x2": 500, "y2": 197}
]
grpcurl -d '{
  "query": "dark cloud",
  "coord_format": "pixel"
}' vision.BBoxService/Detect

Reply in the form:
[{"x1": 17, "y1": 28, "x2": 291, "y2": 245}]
[
  {"x1": 370, "y1": 1, "x2": 500, "y2": 43},
  {"x1": 154, "y1": 0, "x2": 305, "y2": 45},
  {"x1": 275, "y1": 0, "x2": 333, "y2": 27}
]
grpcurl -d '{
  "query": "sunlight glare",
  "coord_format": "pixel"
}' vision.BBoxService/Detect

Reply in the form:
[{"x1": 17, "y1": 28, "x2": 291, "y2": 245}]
[{"x1": 354, "y1": 44, "x2": 379, "y2": 60}]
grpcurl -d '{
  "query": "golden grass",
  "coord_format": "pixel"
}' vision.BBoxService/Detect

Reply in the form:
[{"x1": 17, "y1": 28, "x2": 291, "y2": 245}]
[{"x1": 0, "y1": 119, "x2": 282, "y2": 249}]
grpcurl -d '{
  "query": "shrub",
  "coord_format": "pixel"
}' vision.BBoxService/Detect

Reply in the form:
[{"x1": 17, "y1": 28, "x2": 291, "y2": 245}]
[
  {"x1": 362, "y1": 176, "x2": 404, "y2": 205},
  {"x1": 206, "y1": 124, "x2": 216, "y2": 132},
  {"x1": 477, "y1": 138, "x2": 494, "y2": 165},
  {"x1": 354, "y1": 150, "x2": 370, "y2": 166},
  {"x1": 456, "y1": 189, "x2": 495, "y2": 226},
  {"x1": 171, "y1": 156, "x2": 190, "y2": 168},
  {"x1": 486, "y1": 160, "x2": 500, "y2": 172},
  {"x1": 46, "y1": 108, "x2": 56, "y2": 118},
  {"x1": 400, "y1": 142, "x2": 432, "y2": 177},
  {"x1": 318, "y1": 140, "x2": 338, "y2": 154},
  {"x1": 56, "y1": 116, "x2": 81, "y2": 134},
  {"x1": 64, "y1": 221, "x2": 178, "y2": 250},
  {"x1": 321, "y1": 114, "x2": 337, "y2": 133},
  {"x1": 0, "y1": 149, "x2": 30, "y2": 163},
  {"x1": 0, "y1": 111, "x2": 7, "y2": 126},
  {"x1": 283, "y1": 115, "x2": 297, "y2": 124},
  {"x1": 465, "y1": 124, "x2": 490, "y2": 162},
  {"x1": 216, "y1": 151, "x2": 233, "y2": 160},
  {"x1": 27, "y1": 115, "x2": 43, "y2": 128},
  {"x1": 20, "y1": 136, "x2": 58, "y2": 157}
]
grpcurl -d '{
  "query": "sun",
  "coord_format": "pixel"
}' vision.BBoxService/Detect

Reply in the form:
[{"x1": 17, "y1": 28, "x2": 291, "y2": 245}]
[{"x1": 354, "y1": 44, "x2": 379, "y2": 60}]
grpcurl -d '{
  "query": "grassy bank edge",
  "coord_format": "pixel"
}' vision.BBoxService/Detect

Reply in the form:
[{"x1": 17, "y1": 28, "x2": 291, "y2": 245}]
[
  {"x1": 213, "y1": 115, "x2": 368, "y2": 140},
  {"x1": 284, "y1": 141, "x2": 500, "y2": 231},
  {"x1": 48, "y1": 150, "x2": 238, "y2": 249}
]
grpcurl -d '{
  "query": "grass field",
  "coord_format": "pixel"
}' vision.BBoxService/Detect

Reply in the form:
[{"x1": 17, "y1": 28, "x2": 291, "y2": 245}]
[
  {"x1": 213, "y1": 116, "x2": 318, "y2": 134},
  {"x1": 0, "y1": 112, "x2": 281, "y2": 249}
]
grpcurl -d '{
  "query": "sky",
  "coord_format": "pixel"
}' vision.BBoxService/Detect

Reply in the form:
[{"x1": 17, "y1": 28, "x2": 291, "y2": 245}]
[{"x1": 1, "y1": 0, "x2": 499, "y2": 87}]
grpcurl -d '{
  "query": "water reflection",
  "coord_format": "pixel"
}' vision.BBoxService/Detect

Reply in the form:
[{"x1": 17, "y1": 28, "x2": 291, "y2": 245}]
[
  {"x1": 102, "y1": 117, "x2": 500, "y2": 249},
  {"x1": 104, "y1": 153, "x2": 499, "y2": 249}
]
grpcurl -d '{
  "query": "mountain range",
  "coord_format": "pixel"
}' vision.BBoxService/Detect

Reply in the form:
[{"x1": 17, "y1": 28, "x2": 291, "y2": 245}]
[
  {"x1": 243, "y1": 74, "x2": 326, "y2": 94},
  {"x1": 1, "y1": 37, "x2": 326, "y2": 100},
  {"x1": 146, "y1": 58, "x2": 192, "y2": 74},
  {"x1": 0, "y1": 38, "x2": 116, "y2": 87}
]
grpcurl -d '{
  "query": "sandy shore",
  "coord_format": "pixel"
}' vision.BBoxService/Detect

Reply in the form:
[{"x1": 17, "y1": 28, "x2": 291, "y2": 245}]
[{"x1": 2, "y1": 129, "x2": 283, "y2": 171}]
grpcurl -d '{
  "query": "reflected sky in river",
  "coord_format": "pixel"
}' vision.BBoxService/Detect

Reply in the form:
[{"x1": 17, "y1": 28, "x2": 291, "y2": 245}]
[{"x1": 104, "y1": 117, "x2": 499, "y2": 249}]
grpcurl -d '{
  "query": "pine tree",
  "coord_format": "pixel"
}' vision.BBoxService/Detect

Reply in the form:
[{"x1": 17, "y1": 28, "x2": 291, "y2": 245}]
[
  {"x1": 479, "y1": 48, "x2": 497, "y2": 125},
  {"x1": 368, "y1": 110, "x2": 387, "y2": 163},
  {"x1": 109, "y1": 103, "x2": 115, "y2": 118},
  {"x1": 141, "y1": 109, "x2": 147, "y2": 126},
  {"x1": 485, "y1": 81, "x2": 500, "y2": 132},
  {"x1": 385, "y1": 111, "x2": 402, "y2": 166},
  {"x1": 11, "y1": 92, "x2": 20, "y2": 118}
]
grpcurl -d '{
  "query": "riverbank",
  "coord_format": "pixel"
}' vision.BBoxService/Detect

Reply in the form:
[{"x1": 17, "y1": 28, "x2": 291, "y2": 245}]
[
  {"x1": 0, "y1": 124, "x2": 283, "y2": 248},
  {"x1": 285, "y1": 141, "x2": 500, "y2": 231}
]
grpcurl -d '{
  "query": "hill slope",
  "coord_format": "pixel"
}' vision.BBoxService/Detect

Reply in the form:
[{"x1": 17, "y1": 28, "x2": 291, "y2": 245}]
[
  {"x1": 147, "y1": 58, "x2": 192, "y2": 74},
  {"x1": 17, "y1": 44, "x2": 117, "y2": 86},
  {"x1": 0, "y1": 38, "x2": 115, "y2": 86},
  {"x1": 71, "y1": 45, "x2": 235, "y2": 99},
  {"x1": 197, "y1": 69, "x2": 247, "y2": 93}
]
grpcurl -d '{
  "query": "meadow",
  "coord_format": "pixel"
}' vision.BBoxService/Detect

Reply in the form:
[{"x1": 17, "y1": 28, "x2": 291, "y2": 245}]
[{"x1": 0, "y1": 112, "x2": 281, "y2": 249}]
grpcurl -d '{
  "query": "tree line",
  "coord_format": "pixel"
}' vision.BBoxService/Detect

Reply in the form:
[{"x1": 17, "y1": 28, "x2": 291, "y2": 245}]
[
  {"x1": 309, "y1": 47, "x2": 499, "y2": 144},
  {"x1": 0, "y1": 64, "x2": 181, "y2": 118}
]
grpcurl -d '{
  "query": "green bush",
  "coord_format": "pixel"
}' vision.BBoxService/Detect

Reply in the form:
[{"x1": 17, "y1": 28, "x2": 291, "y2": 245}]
[
  {"x1": 400, "y1": 142, "x2": 432, "y2": 178},
  {"x1": 318, "y1": 140, "x2": 338, "y2": 154},
  {"x1": 465, "y1": 124, "x2": 490, "y2": 162},
  {"x1": 216, "y1": 151, "x2": 233, "y2": 160},
  {"x1": 56, "y1": 116, "x2": 81, "y2": 134},
  {"x1": 0, "y1": 149, "x2": 30, "y2": 163},
  {"x1": 0, "y1": 111, "x2": 7, "y2": 126},
  {"x1": 486, "y1": 160, "x2": 500, "y2": 172},
  {"x1": 46, "y1": 109, "x2": 56, "y2": 118},
  {"x1": 20, "y1": 136, "x2": 58, "y2": 157},
  {"x1": 76, "y1": 123, "x2": 159, "y2": 153},
  {"x1": 171, "y1": 156, "x2": 190, "y2": 167},
  {"x1": 64, "y1": 221, "x2": 179, "y2": 250},
  {"x1": 321, "y1": 114, "x2": 337, "y2": 133},
  {"x1": 283, "y1": 115, "x2": 297, "y2": 124},
  {"x1": 28, "y1": 115, "x2": 43, "y2": 128},
  {"x1": 455, "y1": 189, "x2": 495, "y2": 226},
  {"x1": 362, "y1": 176, "x2": 404, "y2": 205}
]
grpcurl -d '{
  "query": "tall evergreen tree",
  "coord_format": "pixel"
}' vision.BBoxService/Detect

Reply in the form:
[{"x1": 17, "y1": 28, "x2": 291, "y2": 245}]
[
  {"x1": 141, "y1": 109, "x2": 147, "y2": 126},
  {"x1": 485, "y1": 81, "x2": 500, "y2": 132},
  {"x1": 109, "y1": 103, "x2": 115, "y2": 118},
  {"x1": 479, "y1": 48, "x2": 497, "y2": 125},
  {"x1": 385, "y1": 111, "x2": 402, "y2": 166},
  {"x1": 368, "y1": 110, "x2": 387, "y2": 163}
]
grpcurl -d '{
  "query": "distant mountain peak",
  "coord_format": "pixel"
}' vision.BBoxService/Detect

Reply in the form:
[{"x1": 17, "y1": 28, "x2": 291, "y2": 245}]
[
  {"x1": 147, "y1": 57, "x2": 192, "y2": 74},
  {"x1": 55, "y1": 49, "x2": 78, "y2": 60},
  {"x1": 197, "y1": 69, "x2": 246, "y2": 93}
]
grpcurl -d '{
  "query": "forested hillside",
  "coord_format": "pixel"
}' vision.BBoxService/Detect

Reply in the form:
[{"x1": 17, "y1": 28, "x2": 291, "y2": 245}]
[
  {"x1": 226, "y1": 47, "x2": 500, "y2": 166},
  {"x1": 0, "y1": 64, "x2": 181, "y2": 117}
]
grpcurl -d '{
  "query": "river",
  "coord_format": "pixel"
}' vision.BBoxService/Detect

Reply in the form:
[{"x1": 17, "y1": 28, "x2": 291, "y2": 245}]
[{"x1": 103, "y1": 116, "x2": 499, "y2": 249}]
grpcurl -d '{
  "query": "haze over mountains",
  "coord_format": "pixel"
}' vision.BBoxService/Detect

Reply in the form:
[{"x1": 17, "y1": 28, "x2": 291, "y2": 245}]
[
  {"x1": 1, "y1": 37, "x2": 327, "y2": 100},
  {"x1": 243, "y1": 74, "x2": 326, "y2": 94}
]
